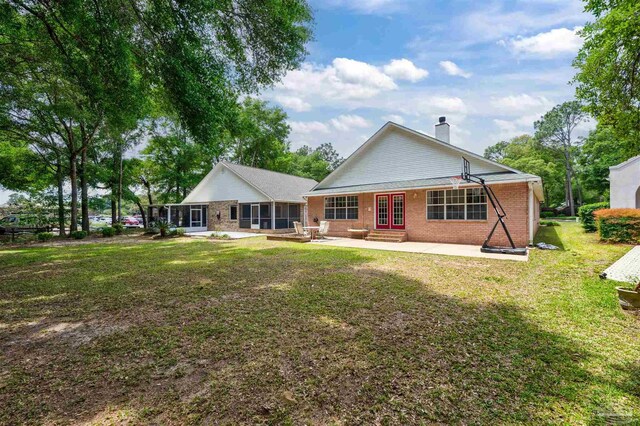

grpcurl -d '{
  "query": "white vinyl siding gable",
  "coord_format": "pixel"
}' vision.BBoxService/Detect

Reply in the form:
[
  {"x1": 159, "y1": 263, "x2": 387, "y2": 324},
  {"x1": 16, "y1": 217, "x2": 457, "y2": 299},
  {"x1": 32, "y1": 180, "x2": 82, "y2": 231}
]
[
  {"x1": 182, "y1": 165, "x2": 269, "y2": 203},
  {"x1": 316, "y1": 126, "x2": 507, "y2": 189}
]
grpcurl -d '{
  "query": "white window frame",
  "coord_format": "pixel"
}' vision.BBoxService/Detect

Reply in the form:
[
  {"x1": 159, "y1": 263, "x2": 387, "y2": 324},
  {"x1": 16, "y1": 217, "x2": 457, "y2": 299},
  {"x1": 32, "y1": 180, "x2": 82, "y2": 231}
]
[
  {"x1": 324, "y1": 195, "x2": 358, "y2": 220},
  {"x1": 426, "y1": 188, "x2": 487, "y2": 221}
]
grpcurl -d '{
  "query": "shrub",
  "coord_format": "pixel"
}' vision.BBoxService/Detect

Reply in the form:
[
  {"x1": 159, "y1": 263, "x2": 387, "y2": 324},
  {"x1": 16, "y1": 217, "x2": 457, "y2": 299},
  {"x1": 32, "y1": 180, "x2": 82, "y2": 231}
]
[
  {"x1": 70, "y1": 230, "x2": 87, "y2": 240},
  {"x1": 36, "y1": 232, "x2": 54, "y2": 242},
  {"x1": 102, "y1": 227, "x2": 116, "y2": 237},
  {"x1": 578, "y1": 202, "x2": 610, "y2": 232},
  {"x1": 176, "y1": 227, "x2": 186, "y2": 236},
  {"x1": 113, "y1": 223, "x2": 124, "y2": 235},
  {"x1": 540, "y1": 220, "x2": 560, "y2": 227},
  {"x1": 594, "y1": 209, "x2": 640, "y2": 243},
  {"x1": 540, "y1": 211, "x2": 555, "y2": 219},
  {"x1": 209, "y1": 232, "x2": 230, "y2": 240}
]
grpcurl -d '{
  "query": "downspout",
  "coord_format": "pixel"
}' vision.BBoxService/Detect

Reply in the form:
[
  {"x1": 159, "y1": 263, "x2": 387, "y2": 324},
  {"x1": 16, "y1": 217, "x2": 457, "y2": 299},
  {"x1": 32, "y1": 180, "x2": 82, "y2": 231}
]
[{"x1": 528, "y1": 182, "x2": 534, "y2": 246}]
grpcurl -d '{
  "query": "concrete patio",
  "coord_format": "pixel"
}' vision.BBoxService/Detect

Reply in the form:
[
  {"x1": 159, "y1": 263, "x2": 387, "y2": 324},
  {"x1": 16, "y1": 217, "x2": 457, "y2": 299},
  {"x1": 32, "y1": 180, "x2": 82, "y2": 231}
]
[{"x1": 310, "y1": 237, "x2": 529, "y2": 261}]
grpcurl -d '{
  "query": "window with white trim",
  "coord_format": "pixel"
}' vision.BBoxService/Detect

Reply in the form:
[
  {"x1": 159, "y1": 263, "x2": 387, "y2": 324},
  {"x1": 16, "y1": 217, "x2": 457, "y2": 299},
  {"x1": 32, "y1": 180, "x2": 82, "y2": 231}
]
[
  {"x1": 324, "y1": 196, "x2": 358, "y2": 220},
  {"x1": 427, "y1": 188, "x2": 487, "y2": 220}
]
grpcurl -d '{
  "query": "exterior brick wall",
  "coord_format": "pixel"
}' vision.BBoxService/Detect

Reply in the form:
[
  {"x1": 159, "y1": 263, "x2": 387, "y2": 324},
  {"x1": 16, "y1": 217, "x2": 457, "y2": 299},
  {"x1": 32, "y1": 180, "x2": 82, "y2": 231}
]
[
  {"x1": 307, "y1": 182, "x2": 534, "y2": 247},
  {"x1": 208, "y1": 200, "x2": 241, "y2": 232}
]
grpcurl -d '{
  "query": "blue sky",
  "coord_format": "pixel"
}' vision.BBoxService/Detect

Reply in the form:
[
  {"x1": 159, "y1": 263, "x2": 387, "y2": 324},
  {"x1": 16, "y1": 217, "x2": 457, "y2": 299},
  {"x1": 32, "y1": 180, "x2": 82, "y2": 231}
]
[
  {"x1": 263, "y1": 0, "x2": 592, "y2": 156},
  {"x1": 0, "y1": 0, "x2": 592, "y2": 204}
]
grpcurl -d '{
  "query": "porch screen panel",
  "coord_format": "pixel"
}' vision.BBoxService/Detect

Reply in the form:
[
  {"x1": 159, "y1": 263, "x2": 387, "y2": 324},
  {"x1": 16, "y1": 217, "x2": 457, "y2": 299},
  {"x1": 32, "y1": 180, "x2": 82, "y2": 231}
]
[
  {"x1": 239, "y1": 204, "x2": 251, "y2": 228},
  {"x1": 275, "y1": 203, "x2": 288, "y2": 229},
  {"x1": 288, "y1": 204, "x2": 301, "y2": 228}
]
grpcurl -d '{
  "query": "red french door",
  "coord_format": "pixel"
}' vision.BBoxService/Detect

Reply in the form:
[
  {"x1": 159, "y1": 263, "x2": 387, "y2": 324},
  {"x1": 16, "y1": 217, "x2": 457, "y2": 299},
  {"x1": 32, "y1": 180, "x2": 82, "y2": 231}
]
[{"x1": 376, "y1": 193, "x2": 405, "y2": 230}]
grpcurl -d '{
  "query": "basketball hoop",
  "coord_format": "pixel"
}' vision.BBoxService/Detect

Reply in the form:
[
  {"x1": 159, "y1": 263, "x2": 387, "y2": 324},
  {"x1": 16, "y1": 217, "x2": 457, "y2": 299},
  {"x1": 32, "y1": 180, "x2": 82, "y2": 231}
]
[{"x1": 449, "y1": 176, "x2": 463, "y2": 190}]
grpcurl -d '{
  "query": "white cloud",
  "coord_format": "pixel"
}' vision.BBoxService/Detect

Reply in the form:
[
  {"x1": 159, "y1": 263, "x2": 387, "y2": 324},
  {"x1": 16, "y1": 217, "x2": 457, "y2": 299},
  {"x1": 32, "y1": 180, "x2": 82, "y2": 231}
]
[
  {"x1": 382, "y1": 59, "x2": 429, "y2": 82},
  {"x1": 330, "y1": 114, "x2": 371, "y2": 131},
  {"x1": 333, "y1": 58, "x2": 397, "y2": 90},
  {"x1": 460, "y1": 1, "x2": 586, "y2": 42},
  {"x1": 277, "y1": 58, "x2": 397, "y2": 101},
  {"x1": 439, "y1": 61, "x2": 472, "y2": 78},
  {"x1": 288, "y1": 120, "x2": 331, "y2": 135},
  {"x1": 501, "y1": 27, "x2": 583, "y2": 58},
  {"x1": 490, "y1": 94, "x2": 553, "y2": 114},
  {"x1": 317, "y1": 0, "x2": 404, "y2": 14},
  {"x1": 382, "y1": 114, "x2": 405, "y2": 124},
  {"x1": 274, "y1": 95, "x2": 311, "y2": 112}
]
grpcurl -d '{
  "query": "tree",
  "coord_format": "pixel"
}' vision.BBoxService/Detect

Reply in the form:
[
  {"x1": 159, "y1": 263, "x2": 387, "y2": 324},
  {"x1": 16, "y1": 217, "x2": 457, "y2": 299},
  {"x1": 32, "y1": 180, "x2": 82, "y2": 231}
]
[
  {"x1": 578, "y1": 124, "x2": 632, "y2": 201},
  {"x1": 534, "y1": 102, "x2": 588, "y2": 215},
  {"x1": 574, "y1": 0, "x2": 640, "y2": 150},
  {"x1": 228, "y1": 98, "x2": 291, "y2": 169},
  {"x1": 484, "y1": 135, "x2": 564, "y2": 206},
  {"x1": 1, "y1": 0, "x2": 313, "y2": 231},
  {"x1": 315, "y1": 143, "x2": 344, "y2": 170},
  {"x1": 142, "y1": 126, "x2": 209, "y2": 204}
]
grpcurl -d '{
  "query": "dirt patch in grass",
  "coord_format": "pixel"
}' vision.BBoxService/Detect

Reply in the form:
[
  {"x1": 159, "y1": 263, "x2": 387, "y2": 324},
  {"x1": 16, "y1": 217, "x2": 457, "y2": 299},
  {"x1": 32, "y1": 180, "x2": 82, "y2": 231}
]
[{"x1": 0, "y1": 225, "x2": 639, "y2": 424}]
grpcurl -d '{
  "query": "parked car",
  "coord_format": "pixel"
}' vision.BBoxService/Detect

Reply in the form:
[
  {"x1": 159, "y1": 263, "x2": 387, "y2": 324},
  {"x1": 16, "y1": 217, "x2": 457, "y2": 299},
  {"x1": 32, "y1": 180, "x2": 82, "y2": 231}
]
[{"x1": 122, "y1": 216, "x2": 140, "y2": 227}]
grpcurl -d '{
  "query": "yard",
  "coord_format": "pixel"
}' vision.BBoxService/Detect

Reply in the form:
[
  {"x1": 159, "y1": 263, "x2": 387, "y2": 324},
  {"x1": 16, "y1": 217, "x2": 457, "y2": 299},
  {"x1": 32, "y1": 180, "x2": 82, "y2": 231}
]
[{"x1": 1, "y1": 223, "x2": 639, "y2": 424}]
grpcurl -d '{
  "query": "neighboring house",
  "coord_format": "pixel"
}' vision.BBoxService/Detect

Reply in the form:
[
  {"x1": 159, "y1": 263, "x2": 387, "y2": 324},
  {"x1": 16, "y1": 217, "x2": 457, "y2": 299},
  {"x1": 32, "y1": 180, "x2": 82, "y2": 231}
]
[
  {"x1": 306, "y1": 119, "x2": 544, "y2": 247},
  {"x1": 148, "y1": 161, "x2": 317, "y2": 232},
  {"x1": 610, "y1": 155, "x2": 640, "y2": 209}
]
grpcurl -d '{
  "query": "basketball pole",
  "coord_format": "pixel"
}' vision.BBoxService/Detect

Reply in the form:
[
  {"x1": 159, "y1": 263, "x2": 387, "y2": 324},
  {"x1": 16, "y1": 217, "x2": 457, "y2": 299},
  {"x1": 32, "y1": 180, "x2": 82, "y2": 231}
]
[{"x1": 460, "y1": 157, "x2": 526, "y2": 255}]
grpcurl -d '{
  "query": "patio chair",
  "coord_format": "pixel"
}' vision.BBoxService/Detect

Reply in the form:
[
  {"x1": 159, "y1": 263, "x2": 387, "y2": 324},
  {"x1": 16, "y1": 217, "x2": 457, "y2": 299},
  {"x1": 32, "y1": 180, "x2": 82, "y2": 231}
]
[
  {"x1": 293, "y1": 221, "x2": 309, "y2": 236},
  {"x1": 318, "y1": 221, "x2": 330, "y2": 239}
]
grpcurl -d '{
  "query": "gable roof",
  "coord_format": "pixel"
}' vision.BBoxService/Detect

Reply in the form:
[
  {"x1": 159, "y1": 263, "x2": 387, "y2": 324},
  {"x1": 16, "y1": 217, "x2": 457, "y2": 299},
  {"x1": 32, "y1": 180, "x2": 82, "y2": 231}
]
[
  {"x1": 308, "y1": 121, "x2": 542, "y2": 198},
  {"x1": 222, "y1": 161, "x2": 317, "y2": 202},
  {"x1": 610, "y1": 155, "x2": 640, "y2": 171},
  {"x1": 182, "y1": 161, "x2": 317, "y2": 204}
]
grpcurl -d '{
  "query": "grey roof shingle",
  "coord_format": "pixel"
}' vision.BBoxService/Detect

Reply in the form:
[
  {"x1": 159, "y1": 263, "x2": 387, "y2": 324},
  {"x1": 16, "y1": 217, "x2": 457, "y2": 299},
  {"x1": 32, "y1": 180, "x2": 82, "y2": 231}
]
[
  {"x1": 222, "y1": 161, "x2": 317, "y2": 203},
  {"x1": 307, "y1": 172, "x2": 540, "y2": 196}
]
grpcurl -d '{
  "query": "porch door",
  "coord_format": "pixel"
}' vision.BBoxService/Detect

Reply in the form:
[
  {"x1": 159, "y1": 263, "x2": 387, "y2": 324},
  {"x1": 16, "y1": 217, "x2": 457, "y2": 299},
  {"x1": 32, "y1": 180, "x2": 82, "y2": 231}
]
[
  {"x1": 250, "y1": 204, "x2": 260, "y2": 229},
  {"x1": 190, "y1": 207, "x2": 202, "y2": 228},
  {"x1": 376, "y1": 193, "x2": 405, "y2": 230}
]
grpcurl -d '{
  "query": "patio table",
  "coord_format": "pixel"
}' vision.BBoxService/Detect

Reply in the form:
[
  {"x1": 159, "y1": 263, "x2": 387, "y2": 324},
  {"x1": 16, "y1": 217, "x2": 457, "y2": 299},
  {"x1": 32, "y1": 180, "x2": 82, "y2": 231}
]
[{"x1": 303, "y1": 226, "x2": 320, "y2": 240}]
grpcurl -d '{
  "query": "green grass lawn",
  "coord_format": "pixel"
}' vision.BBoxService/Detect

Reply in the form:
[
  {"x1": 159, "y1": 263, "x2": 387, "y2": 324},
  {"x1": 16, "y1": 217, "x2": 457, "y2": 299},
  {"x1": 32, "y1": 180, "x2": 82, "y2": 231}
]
[{"x1": 1, "y1": 223, "x2": 639, "y2": 425}]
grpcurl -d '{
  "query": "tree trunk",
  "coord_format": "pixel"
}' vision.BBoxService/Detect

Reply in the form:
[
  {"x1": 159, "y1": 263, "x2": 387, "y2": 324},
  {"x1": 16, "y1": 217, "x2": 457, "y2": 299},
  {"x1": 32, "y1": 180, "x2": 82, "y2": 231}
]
[
  {"x1": 562, "y1": 147, "x2": 575, "y2": 216},
  {"x1": 111, "y1": 196, "x2": 117, "y2": 225},
  {"x1": 69, "y1": 152, "x2": 78, "y2": 233},
  {"x1": 141, "y1": 176, "x2": 154, "y2": 205},
  {"x1": 118, "y1": 143, "x2": 123, "y2": 223},
  {"x1": 56, "y1": 160, "x2": 66, "y2": 237},
  {"x1": 136, "y1": 199, "x2": 147, "y2": 228},
  {"x1": 80, "y1": 147, "x2": 90, "y2": 232}
]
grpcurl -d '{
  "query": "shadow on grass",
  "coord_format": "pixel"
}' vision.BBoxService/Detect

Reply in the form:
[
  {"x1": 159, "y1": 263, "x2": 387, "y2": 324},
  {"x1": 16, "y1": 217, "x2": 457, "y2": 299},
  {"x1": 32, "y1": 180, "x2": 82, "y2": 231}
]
[
  {"x1": 0, "y1": 239, "x2": 629, "y2": 424},
  {"x1": 534, "y1": 225, "x2": 566, "y2": 250}
]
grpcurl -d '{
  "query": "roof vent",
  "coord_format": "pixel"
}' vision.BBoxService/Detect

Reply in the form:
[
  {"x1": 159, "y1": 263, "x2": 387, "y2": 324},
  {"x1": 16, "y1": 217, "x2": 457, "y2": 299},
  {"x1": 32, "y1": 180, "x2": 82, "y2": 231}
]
[{"x1": 435, "y1": 116, "x2": 450, "y2": 144}]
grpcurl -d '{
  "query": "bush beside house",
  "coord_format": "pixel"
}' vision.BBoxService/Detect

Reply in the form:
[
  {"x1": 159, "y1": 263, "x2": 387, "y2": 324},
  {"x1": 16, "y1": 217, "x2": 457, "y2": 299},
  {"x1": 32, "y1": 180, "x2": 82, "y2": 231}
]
[
  {"x1": 594, "y1": 209, "x2": 640, "y2": 243},
  {"x1": 578, "y1": 202, "x2": 610, "y2": 232}
]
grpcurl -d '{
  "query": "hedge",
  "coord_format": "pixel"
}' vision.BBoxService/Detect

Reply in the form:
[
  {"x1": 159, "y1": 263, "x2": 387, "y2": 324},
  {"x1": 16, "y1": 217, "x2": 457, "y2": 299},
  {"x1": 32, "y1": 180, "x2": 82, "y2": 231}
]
[
  {"x1": 594, "y1": 209, "x2": 640, "y2": 243},
  {"x1": 578, "y1": 201, "x2": 610, "y2": 232}
]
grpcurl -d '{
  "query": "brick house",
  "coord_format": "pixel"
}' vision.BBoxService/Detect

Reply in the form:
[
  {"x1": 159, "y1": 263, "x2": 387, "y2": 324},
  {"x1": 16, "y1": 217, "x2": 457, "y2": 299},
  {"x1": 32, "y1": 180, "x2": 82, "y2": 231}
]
[
  {"x1": 148, "y1": 161, "x2": 316, "y2": 233},
  {"x1": 306, "y1": 120, "x2": 544, "y2": 247}
]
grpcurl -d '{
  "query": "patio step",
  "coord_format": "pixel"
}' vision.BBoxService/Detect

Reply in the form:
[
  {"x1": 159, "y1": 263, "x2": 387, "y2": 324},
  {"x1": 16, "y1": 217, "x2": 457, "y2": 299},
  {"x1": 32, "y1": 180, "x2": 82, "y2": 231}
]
[{"x1": 365, "y1": 230, "x2": 407, "y2": 243}]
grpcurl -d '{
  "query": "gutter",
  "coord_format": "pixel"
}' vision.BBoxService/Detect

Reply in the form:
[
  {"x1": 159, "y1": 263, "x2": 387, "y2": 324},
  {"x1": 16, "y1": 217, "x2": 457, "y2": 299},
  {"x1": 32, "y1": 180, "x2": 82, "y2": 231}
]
[{"x1": 305, "y1": 177, "x2": 543, "y2": 197}]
